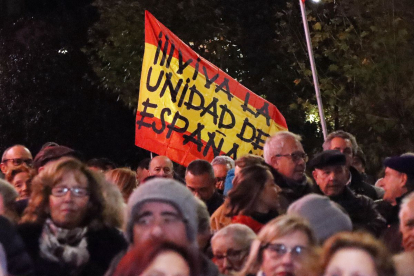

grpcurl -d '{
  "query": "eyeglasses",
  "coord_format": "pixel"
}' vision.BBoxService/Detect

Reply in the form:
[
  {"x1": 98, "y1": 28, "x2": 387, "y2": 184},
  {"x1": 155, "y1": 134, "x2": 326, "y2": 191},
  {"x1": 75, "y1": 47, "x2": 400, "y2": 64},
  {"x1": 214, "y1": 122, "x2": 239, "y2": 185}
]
[
  {"x1": 51, "y1": 187, "x2": 89, "y2": 197},
  {"x1": 2, "y1": 158, "x2": 33, "y2": 167},
  {"x1": 213, "y1": 248, "x2": 248, "y2": 264},
  {"x1": 263, "y1": 243, "x2": 308, "y2": 259},
  {"x1": 215, "y1": 176, "x2": 226, "y2": 183},
  {"x1": 274, "y1": 152, "x2": 308, "y2": 162}
]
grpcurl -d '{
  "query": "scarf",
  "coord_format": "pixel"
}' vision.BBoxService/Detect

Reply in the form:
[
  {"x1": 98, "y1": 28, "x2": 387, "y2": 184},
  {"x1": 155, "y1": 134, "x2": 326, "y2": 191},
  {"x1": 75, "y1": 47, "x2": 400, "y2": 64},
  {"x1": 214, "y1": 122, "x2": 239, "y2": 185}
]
[{"x1": 39, "y1": 219, "x2": 90, "y2": 269}]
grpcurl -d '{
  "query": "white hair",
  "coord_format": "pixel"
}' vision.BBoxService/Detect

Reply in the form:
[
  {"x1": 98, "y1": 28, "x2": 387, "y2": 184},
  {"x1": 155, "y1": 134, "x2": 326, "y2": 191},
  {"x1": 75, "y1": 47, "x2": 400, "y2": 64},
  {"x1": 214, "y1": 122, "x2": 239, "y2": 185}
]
[
  {"x1": 399, "y1": 191, "x2": 414, "y2": 223},
  {"x1": 211, "y1": 223, "x2": 256, "y2": 249},
  {"x1": 211, "y1": 156, "x2": 235, "y2": 169},
  {"x1": 263, "y1": 131, "x2": 302, "y2": 164}
]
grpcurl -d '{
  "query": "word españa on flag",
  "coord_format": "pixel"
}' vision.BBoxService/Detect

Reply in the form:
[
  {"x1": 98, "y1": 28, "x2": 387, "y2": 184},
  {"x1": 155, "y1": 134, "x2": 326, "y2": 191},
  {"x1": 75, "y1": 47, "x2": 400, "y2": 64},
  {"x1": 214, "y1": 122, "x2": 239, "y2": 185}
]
[
  {"x1": 137, "y1": 34, "x2": 274, "y2": 158},
  {"x1": 136, "y1": 12, "x2": 287, "y2": 165}
]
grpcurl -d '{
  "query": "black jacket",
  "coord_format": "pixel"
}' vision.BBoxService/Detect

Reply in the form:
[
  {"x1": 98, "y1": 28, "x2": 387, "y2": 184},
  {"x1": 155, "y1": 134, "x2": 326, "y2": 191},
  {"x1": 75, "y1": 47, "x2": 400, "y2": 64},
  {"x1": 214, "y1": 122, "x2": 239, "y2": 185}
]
[
  {"x1": 349, "y1": 166, "x2": 379, "y2": 200},
  {"x1": 0, "y1": 216, "x2": 34, "y2": 275},
  {"x1": 314, "y1": 186, "x2": 386, "y2": 236},
  {"x1": 206, "y1": 191, "x2": 224, "y2": 215},
  {"x1": 269, "y1": 166, "x2": 313, "y2": 207},
  {"x1": 374, "y1": 197, "x2": 404, "y2": 253},
  {"x1": 18, "y1": 223, "x2": 127, "y2": 276}
]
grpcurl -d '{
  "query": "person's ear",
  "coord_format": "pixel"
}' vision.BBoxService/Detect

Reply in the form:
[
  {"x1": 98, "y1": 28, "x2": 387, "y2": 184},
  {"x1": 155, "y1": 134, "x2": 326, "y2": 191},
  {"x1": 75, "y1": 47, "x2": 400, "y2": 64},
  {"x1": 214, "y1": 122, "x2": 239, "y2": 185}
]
[
  {"x1": 0, "y1": 163, "x2": 7, "y2": 174},
  {"x1": 400, "y1": 173, "x2": 408, "y2": 190},
  {"x1": 312, "y1": 170, "x2": 318, "y2": 184},
  {"x1": 271, "y1": 156, "x2": 279, "y2": 170}
]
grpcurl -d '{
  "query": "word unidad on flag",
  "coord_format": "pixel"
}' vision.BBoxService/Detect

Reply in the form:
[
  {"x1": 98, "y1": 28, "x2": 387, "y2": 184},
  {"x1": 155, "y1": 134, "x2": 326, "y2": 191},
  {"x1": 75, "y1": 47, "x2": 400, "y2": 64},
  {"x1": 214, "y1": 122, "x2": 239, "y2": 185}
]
[{"x1": 136, "y1": 11, "x2": 287, "y2": 167}]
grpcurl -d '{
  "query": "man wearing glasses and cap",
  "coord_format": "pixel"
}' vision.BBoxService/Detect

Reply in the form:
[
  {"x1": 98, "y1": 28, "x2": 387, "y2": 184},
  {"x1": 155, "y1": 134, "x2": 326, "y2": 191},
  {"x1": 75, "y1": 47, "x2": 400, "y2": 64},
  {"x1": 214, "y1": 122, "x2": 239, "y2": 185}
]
[
  {"x1": 264, "y1": 131, "x2": 313, "y2": 204},
  {"x1": 0, "y1": 145, "x2": 33, "y2": 176}
]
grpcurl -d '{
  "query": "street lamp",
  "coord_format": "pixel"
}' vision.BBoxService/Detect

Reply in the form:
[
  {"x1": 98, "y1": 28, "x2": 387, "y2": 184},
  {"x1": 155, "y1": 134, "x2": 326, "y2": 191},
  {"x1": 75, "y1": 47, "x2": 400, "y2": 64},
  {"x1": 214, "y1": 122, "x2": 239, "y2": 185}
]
[{"x1": 299, "y1": 0, "x2": 328, "y2": 140}]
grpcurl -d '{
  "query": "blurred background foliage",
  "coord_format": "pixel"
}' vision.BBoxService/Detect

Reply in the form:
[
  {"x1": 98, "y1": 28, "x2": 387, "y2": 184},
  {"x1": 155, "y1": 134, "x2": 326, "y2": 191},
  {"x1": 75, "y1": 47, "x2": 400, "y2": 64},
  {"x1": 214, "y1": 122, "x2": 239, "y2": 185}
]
[{"x1": 1, "y1": 0, "x2": 414, "y2": 174}]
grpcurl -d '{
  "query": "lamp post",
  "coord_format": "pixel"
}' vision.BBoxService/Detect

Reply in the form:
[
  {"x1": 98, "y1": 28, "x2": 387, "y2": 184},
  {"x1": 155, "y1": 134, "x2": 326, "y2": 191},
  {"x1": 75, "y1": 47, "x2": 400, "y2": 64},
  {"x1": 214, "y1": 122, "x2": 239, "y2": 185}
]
[{"x1": 299, "y1": 0, "x2": 328, "y2": 140}]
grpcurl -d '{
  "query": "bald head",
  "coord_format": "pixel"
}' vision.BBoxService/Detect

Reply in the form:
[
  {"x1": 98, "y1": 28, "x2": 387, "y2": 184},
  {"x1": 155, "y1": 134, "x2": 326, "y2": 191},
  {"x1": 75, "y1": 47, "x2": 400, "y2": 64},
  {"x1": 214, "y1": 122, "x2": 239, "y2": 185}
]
[
  {"x1": 1, "y1": 145, "x2": 33, "y2": 174},
  {"x1": 148, "y1": 156, "x2": 174, "y2": 178}
]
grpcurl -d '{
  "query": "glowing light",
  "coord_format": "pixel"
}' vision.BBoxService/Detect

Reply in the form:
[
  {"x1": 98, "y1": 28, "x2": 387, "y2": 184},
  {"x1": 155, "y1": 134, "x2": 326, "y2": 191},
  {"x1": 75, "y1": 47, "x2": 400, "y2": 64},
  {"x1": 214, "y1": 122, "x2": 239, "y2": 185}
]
[{"x1": 58, "y1": 48, "x2": 68, "y2": 54}]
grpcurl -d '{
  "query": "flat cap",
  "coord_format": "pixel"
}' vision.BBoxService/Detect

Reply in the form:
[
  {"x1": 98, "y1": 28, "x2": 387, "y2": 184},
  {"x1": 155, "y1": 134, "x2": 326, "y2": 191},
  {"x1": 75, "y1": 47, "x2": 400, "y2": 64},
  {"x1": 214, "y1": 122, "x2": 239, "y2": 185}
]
[
  {"x1": 309, "y1": 150, "x2": 346, "y2": 170},
  {"x1": 33, "y1": 145, "x2": 78, "y2": 169},
  {"x1": 384, "y1": 155, "x2": 414, "y2": 176}
]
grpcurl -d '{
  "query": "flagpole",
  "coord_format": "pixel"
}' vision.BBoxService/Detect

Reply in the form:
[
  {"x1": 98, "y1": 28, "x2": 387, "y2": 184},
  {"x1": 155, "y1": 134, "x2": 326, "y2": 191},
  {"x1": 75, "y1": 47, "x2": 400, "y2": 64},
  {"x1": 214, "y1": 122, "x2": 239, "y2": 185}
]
[{"x1": 299, "y1": 0, "x2": 328, "y2": 140}]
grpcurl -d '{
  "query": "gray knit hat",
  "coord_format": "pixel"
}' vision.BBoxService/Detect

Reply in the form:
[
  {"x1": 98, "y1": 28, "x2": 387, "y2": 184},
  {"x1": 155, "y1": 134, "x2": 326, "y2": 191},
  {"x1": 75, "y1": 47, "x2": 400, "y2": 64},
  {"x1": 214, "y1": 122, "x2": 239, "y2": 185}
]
[
  {"x1": 287, "y1": 194, "x2": 352, "y2": 243},
  {"x1": 126, "y1": 178, "x2": 198, "y2": 244}
]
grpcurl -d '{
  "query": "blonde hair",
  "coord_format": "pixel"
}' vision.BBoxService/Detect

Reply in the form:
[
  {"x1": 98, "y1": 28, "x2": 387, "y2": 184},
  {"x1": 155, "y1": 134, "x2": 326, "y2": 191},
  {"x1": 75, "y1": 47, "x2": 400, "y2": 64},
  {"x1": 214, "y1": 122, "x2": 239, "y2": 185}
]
[
  {"x1": 105, "y1": 168, "x2": 137, "y2": 202},
  {"x1": 239, "y1": 215, "x2": 316, "y2": 276},
  {"x1": 99, "y1": 175, "x2": 126, "y2": 229}
]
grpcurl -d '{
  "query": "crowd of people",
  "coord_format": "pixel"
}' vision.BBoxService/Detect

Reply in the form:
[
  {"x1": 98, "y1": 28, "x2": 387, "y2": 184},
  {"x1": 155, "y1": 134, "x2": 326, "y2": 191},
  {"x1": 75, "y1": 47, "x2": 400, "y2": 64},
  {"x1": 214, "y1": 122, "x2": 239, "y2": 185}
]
[{"x1": 0, "y1": 129, "x2": 413, "y2": 276}]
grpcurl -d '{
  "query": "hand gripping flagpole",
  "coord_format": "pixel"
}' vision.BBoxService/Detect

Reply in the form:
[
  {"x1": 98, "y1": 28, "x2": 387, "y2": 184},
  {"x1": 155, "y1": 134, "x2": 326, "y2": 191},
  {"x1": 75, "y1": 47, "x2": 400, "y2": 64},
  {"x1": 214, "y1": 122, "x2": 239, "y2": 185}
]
[{"x1": 299, "y1": 0, "x2": 328, "y2": 140}]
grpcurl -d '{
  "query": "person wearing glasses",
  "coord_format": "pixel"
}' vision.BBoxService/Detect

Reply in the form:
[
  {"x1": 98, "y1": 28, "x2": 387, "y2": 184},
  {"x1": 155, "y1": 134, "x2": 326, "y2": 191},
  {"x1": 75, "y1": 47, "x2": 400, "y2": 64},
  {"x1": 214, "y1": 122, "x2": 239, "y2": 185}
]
[
  {"x1": 322, "y1": 130, "x2": 380, "y2": 200},
  {"x1": 211, "y1": 156, "x2": 235, "y2": 194},
  {"x1": 239, "y1": 215, "x2": 320, "y2": 276},
  {"x1": 264, "y1": 131, "x2": 313, "y2": 204},
  {"x1": 18, "y1": 157, "x2": 127, "y2": 276},
  {"x1": 310, "y1": 150, "x2": 386, "y2": 237},
  {"x1": 105, "y1": 177, "x2": 219, "y2": 276},
  {"x1": 211, "y1": 224, "x2": 256, "y2": 275},
  {"x1": 0, "y1": 145, "x2": 33, "y2": 176}
]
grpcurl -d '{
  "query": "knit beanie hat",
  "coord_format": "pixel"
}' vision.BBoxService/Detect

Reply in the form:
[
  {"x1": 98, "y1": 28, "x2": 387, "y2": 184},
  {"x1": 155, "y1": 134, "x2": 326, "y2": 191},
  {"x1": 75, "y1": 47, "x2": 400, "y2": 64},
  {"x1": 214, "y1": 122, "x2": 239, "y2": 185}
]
[
  {"x1": 126, "y1": 178, "x2": 198, "y2": 245},
  {"x1": 287, "y1": 194, "x2": 352, "y2": 243}
]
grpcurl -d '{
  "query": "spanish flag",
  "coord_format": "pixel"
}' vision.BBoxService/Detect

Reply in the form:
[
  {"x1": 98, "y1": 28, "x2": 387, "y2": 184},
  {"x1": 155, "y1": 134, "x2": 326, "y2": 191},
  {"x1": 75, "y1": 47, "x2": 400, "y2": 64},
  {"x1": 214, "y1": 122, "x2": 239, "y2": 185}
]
[{"x1": 136, "y1": 11, "x2": 287, "y2": 166}]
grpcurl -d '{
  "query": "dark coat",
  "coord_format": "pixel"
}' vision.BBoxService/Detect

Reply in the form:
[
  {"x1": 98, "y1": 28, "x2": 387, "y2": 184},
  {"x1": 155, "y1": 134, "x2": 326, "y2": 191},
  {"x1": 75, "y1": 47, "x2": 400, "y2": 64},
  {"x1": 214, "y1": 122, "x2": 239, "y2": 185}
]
[
  {"x1": 375, "y1": 197, "x2": 404, "y2": 254},
  {"x1": 0, "y1": 216, "x2": 34, "y2": 275},
  {"x1": 269, "y1": 166, "x2": 313, "y2": 208},
  {"x1": 313, "y1": 186, "x2": 386, "y2": 236},
  {"x1": 18, "y1": 223, "x2": 127, "y2": 276},
  {"x1": 206, "y1": 191, "x2": 224, "y2": 215},
  {"x1": 349, "y1": 166, "x2": 379, "y2": 200}
]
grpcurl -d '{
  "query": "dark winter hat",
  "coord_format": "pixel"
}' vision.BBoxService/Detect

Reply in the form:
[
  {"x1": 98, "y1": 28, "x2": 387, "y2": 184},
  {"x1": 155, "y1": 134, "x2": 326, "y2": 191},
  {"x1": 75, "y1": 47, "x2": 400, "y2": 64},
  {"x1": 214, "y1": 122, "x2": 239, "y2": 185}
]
[
  {"x1": 309, "y1": 150, "x2": 346, "y2": 170},
  {"x1": 288, "y1": 194, "x2": 352, "y2": 243},
  {"x1": 383, "y1": 155, "x2": 414, "y2": 176},
  {"x1": 33, "y1": 145, "x2": 77, "y2": 170},
  {"x1": 126, "y1": 178, "x2": 198, "y2": 245}
]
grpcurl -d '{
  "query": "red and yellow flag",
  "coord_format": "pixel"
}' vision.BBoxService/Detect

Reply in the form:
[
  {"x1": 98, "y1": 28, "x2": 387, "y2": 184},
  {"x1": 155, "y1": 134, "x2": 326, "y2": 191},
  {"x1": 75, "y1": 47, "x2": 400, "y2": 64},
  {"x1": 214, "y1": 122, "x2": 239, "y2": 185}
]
[{"x1": 136, "y1": 11, "x2": 287, "y2": 167}]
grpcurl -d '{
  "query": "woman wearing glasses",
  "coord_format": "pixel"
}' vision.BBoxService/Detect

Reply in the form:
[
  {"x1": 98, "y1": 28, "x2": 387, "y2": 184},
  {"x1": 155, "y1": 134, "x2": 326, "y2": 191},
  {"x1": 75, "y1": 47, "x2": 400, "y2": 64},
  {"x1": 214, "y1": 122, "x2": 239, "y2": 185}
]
[
  {"x1": 239, "y1": 215, "x2": 320, "y2": 276},
  {"x1": 226, "y1": 164, "x2": 282, "y2": 233},
  {"x1": 18, "y1": 157, "x2": 127, "y2": 276}
]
